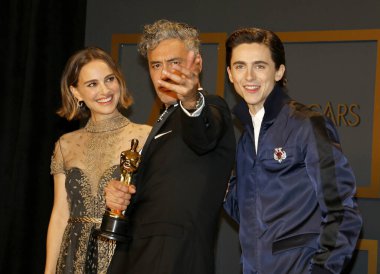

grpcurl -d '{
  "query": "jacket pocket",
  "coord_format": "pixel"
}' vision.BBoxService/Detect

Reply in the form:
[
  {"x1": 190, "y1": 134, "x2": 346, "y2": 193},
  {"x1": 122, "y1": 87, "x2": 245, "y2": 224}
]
[{"x1": 272, "y1": 232, "x2": 318, "y2": 254}]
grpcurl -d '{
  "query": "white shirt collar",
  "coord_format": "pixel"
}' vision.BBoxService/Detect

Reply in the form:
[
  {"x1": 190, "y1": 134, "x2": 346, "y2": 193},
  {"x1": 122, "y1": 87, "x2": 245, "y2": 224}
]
[{"x1": 249, "y1": 107, "x2": 265, "y2": 153}]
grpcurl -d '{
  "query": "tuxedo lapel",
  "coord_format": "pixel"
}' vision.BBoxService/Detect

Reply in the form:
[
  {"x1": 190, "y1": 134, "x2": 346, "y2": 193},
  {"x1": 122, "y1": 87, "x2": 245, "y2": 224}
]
[{"x1": 141, "y1": 104, "x2": 178, "y2": 159}]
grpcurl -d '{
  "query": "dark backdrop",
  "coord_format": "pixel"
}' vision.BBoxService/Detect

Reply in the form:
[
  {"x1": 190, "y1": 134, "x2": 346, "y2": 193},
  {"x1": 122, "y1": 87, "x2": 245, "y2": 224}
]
[
  {"x1": 1, "y1": 0, "x2": 379, "y2": 273},
  {"x1": 0, "y1": 0, "x2": 86, "y2": 273}
]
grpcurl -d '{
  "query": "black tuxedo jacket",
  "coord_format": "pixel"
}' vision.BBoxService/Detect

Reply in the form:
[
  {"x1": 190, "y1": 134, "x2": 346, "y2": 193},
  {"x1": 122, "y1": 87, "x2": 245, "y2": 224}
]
[{"x1": 108, "y1": 94, "x2": 236, "y2": 274}]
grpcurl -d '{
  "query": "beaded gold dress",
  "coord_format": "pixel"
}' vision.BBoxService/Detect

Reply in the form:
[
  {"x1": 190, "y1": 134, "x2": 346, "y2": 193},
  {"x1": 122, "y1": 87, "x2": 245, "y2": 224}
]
[{"x1": 50, "y1": 112, "x2": 151, "y2": 274}]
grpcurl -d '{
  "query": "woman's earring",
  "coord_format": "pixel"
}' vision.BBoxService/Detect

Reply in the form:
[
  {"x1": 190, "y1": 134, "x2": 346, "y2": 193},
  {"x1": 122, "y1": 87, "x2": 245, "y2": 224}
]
[{"x1": 77, "y1": 100, "x2": 84, "y2": 109}]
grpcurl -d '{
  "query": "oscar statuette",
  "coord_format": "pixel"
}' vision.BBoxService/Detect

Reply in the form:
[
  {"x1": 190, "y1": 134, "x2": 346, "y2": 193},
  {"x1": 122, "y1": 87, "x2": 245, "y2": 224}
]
[{"x1": 96, "y1": 138, "x2": 140, "y2": 242}]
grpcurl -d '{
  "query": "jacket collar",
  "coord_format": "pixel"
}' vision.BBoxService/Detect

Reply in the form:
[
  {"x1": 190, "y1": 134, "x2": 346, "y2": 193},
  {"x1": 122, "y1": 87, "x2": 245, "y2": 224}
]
[{"x1": 233, "y1": 84, "x2": 291, "y2": 126}]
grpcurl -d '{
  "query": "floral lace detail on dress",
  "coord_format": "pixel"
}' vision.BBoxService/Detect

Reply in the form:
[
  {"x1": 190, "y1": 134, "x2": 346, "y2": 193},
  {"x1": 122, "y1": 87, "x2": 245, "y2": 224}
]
[
  {"x1": 85, "y1": 113, "x2": 130, "y2": 133},
  {"x1": 50, "y1": 140, "x2": 65, "y2": 175}
]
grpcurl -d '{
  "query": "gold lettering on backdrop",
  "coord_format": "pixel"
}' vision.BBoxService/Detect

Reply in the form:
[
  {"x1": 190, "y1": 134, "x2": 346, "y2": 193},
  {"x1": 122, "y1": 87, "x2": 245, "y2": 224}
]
[
  {"x1": 348, "y1": 104, "x2": 361, "y2": 127},
  {"x1": 337, "y1": 104, "x2": 348, "y2": 127},
  {"x1": 308, "y1": 102, "x2": 360, "y2": 127},
  {"x1": 324, "y1": 101, "x2": 337, "y2": 126}
]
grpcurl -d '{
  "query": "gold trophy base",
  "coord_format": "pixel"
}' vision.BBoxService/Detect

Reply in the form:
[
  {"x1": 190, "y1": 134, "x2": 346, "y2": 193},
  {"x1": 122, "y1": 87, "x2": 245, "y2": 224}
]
[{"x1": 95, "y1": 214, "x2": 131, "y2": 243}]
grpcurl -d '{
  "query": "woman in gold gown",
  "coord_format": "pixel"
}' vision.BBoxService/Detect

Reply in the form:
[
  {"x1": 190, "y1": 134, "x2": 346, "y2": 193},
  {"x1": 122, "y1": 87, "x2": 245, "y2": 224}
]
[{"x1": 45, "y1": 47, "x2": 151, "y2": 274}]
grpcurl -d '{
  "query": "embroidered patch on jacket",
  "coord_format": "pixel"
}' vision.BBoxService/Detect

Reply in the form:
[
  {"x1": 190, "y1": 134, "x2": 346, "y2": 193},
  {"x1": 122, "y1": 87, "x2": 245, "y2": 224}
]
[{"x1": 274, "y1": 147, "x2": 287, "y2": 163}]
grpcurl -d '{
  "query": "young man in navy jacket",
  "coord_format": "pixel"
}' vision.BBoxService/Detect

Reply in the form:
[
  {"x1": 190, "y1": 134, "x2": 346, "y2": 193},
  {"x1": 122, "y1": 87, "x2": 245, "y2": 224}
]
[{"x1": 224, "y1": 27, "x2": 362, "y2": 274}]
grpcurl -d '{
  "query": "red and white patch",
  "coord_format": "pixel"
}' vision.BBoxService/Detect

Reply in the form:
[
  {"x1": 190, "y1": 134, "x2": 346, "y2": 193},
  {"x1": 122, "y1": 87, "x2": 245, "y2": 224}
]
[{"x1": 274, "y1": 147, "x2": 287, "y2": 163}]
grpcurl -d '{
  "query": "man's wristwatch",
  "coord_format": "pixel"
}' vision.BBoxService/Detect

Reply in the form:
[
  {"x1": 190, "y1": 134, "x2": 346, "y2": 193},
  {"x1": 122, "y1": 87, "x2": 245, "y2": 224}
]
[{"x1": 186, "y1": 91, "x2": 203, "y2": 112}]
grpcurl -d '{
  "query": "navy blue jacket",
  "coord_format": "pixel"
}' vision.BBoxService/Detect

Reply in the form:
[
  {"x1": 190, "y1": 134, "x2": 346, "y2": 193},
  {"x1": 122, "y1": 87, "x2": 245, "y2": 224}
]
[{"x1": 224, "y1": 85, "x2": 362, "y2": 274}]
